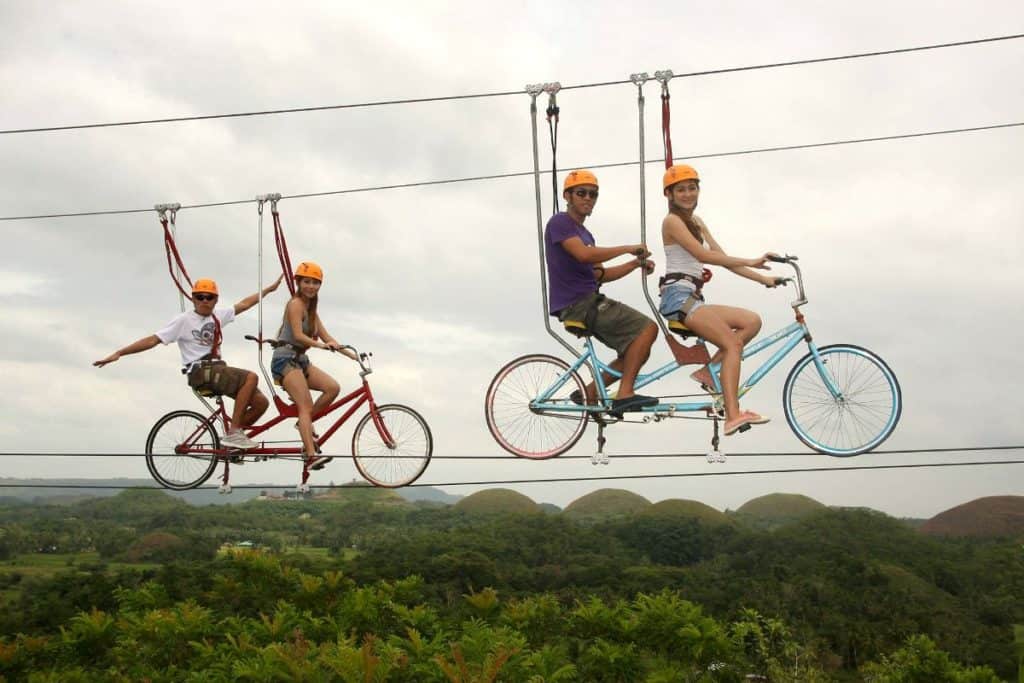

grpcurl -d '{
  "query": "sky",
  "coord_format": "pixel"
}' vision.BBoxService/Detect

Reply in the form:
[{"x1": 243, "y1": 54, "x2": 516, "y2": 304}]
[{"x1": 1, "y1": 1, "x2": 1022, "y2": 518}]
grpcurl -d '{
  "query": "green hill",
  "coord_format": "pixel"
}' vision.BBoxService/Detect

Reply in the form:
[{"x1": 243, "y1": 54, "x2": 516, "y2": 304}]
[
  {"x1": 563, "y1": 489, "x2": 651, "y2": 519},
  {"x1": 313, "y1": 482, "x2": 408, "y2": 506},
  {"x1": 640, "y1": 499, "x2": 733, "y2": 526},
  {"x1": 919, "y1": 496, "x2": 1024, "y2": 538},
  {"x1": 454, "y1": 488, "x2": 539, "y2": 514},
  {"x1": 735, "y1": 493, "x2": 826, "y2": 528}
]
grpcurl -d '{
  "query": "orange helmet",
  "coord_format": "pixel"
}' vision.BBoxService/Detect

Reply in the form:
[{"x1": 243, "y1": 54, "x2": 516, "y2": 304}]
[
  {"x1": 563, "y1": 169, "x2": 599, "y2": 192},
  {"x1": 192, "y1": 278, "x2": 219, "y2": 295},
  {"x1": 294, "y1": 261, "x2": 323, "y2": 282},
  {"x1": 663, "y1": 164, "x2": 700, "y2": 191}
]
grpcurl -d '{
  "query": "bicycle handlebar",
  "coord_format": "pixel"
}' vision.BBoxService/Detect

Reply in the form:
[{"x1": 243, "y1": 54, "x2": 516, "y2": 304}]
[{"x1": 246, "y1": 336, "x2": 373, "y2": 375}]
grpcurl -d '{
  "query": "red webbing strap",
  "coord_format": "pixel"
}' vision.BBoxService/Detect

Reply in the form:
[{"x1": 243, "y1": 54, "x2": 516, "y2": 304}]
[
  {"x1": 210, "y1": 313, "x2": 223, "y2": 359},
  {"x1": 160, "y1": 214, "x2": 194, "y2": 301},
  {"x1": 272, "y1": 208, "x2": 296, "y2": 297},
  {"x1": 158, "y1": 211, "x2": 223, "y2": 359},
  {"x1": 661, "y1": 90, "x2": 673, "y2": 169}
]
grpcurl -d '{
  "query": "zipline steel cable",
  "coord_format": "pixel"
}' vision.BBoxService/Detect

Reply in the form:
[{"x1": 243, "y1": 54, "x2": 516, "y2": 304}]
[
  {"x1": 1, "y1": 33, "x2": 1021, "y2": 136},
  {"x1": 1, "y1": 445, "x2": 1022, "y2": 459},
  {"x1": 1, "y1": 459, "x2": 1022, "y2": 490},
  {"x1": 2, "y1": 120, "x2": 1020, "y2": 222}
]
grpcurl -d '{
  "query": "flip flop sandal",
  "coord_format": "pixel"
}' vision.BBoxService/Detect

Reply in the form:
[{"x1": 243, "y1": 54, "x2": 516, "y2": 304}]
[
  {"x1": 724, "y1": 414, "x2": 756, "y2": 436},
  {"x1": 610, "y1": 394, "x2": 659, "y2": 415},
  {"x1": 742, "y1": 411, "x2": 770, "y2": 425},
  {"x1": 689, "y1": 368, "x2": 717, "y2": 393}
]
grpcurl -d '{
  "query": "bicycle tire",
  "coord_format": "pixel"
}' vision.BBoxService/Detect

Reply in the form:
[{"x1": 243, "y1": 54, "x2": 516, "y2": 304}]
[
  {"x1": 145, "y1": 410, "x2": 220, "y2": 489},
  {"x1": 783, "y1": 344, "x2": 902, "y2": 456},
  {"x1": 484, "y1": 354, "x2": 588, "y2": 459},
  {"x1": 352, "y1": 404, "x2": 432, "y2": 487}
]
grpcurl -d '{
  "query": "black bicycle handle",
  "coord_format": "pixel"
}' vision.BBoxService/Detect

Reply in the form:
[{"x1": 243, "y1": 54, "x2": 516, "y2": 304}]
[{"x1": 244, "y1": 335, "x2": 287, "y2": 348}]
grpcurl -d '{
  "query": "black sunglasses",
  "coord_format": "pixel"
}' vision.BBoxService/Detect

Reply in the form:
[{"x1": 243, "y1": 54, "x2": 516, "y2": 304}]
[
  {"x1": 193, "y1": 293, "x2": 218, "y2": 302},
  {"x1": 572, "y1": 189, "x2": 599, "y2": 199}
]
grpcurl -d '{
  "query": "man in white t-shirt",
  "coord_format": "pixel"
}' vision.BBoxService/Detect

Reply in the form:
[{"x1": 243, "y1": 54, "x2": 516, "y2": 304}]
[{"x1": 94, "y1": 276, "x2": 283, "y2": 449}]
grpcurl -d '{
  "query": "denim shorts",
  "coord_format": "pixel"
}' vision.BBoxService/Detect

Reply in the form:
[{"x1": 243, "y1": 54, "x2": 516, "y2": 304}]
[
  {"x1": 659, "y1": 282, "x2": 705, "y2": 322},
  {"x1": 271, "y1": 353, "x2": 310, "y2": 382}
]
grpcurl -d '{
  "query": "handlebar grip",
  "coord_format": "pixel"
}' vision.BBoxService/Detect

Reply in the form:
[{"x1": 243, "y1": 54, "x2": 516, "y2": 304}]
[
  {"x1": 244, "y1": 335, "x2": 257, "y2": 341},
  {"x1": 766, "y1": 255, "x2": 788, "y2": 263}
]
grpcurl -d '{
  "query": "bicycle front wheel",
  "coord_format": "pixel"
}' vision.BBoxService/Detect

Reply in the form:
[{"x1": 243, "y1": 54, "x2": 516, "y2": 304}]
[
  {"x1": 485, "y1": 354, "x2": 588, "y2": 459},
  {"x1": 145, "y1": 410, "x2": 220, "y2": 489},
  {"x1": 352, "y1": 404, "x2": 432, "y2": 487},
  {"x1": 783, "y1": 344, "x2": 902, "y2": 456}
]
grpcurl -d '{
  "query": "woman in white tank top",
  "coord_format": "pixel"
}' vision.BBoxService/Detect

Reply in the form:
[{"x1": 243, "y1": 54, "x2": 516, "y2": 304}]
[{"x1": 660, "y1": 165, "x2": 780, "y2": 436}]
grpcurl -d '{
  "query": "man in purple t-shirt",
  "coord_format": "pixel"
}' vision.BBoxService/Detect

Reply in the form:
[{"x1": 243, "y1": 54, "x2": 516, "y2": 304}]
[{"x1": 545, "y1": 169, "x2": 659, "y2": 415}]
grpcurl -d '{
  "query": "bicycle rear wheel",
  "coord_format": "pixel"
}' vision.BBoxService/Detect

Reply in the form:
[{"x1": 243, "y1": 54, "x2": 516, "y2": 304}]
[
  {"x1": 145, "y1": 410, "x2": 220, "y2": 489},
  {"x1": 783, "y1": 344, "x2": 901, "y2": 456},
  {"x1": 352, "y1": 404, "x2": 432, "y2": 487},
  {"x1": 485, "y1": 354, "x2": 588, "y2": 459}
]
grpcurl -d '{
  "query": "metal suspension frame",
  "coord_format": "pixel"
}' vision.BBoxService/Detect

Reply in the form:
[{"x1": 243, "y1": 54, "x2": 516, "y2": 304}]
[
  {"x1": 255, "y1": 193, "x2": 283, "y2": 404},
  {"x1": 526, "y1": 81, "x2": 579, "y2": 359},
  {"x1": 630, "y1": 72, "x2": 674, "y2": 343},
  {"x1": 634, "y1": 70, "x2": 725, "y2": 457}
]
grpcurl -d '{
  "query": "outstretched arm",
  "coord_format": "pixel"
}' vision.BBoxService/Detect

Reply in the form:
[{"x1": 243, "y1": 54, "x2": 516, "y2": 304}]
[
  {"x1": 559, "y1": 236, "x2": 650, "y2": 265},
  {"x1": 664, "y1": 214, "x2": 771, "y2": 273},
  {"x1": 94, "y1": 335, "x2": 161, "y2": 367},
  {"x1": 598, "y1": 257, "x2": 654, "y2": 284},
  {"x1": 233, "y1": 275, "x2": 284, "y2": 315},
  {"x1": 702, "y1": 223, "x2": 778, "y2": 287},
  {"x1": 314, "y1": 319, "x2": 358, "y2": 360}
]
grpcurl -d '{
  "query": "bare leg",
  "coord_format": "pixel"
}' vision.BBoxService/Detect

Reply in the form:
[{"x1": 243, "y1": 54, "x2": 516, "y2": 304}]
[
  {"x1": 281, "y1": 370, "x2": 316, "y2": 456},
  {"x1": 237, "y1": 391, "x2": 269, "y2": 428},
  {"x1": 683, "y1": 306, "x2": 749, "y2": 421},
  {"x1": 582, "y1": 358, "x2": 624, "y2": 403},
  {"x1": 690, "y1": 306, "x2": 762, "y2": 388},
  {"x1": 697, "y1": 305, "x2": 761, "y2": 368},
  {"x1": 305, "y1": 365, "x2": 340, "y2": 420},
  {"x1": 617, "y1": 322, "x2": 658, "y2": 399},
  {"x1": 229, "y1": 372, "x2": 259, "y2": 430}
]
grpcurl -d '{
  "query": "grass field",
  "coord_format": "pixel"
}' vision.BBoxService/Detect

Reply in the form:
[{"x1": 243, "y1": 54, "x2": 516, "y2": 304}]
[{"x1": 1, "y1": 552, "x2": 160, "y2": 579}]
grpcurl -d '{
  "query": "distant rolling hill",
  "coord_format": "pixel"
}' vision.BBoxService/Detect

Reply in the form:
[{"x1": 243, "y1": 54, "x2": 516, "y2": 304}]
[
  {"x1": 919, "y1": 495, "x2": 1024, "y2": 538},
  {"x1": 563, "y1": 489, "x2": 651, "y2": 519},
  {"x1": 454, "y1": 488, "x2": 539, "y2": 514},
  {"x1": 0, "y1": 478, "x2": 461, "y2": 507},
  {"x1": 734, "y1": 493, "x2": 827, "y2": 529},
  {"x1": 639, "y1": 499, "x2": 733, "y2": 526}
]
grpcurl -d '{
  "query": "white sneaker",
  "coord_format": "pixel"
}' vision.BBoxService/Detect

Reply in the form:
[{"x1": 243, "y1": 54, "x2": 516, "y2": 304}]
[
  {"x1": 305, "y1": 455, "x2": 333, "y2": 471},
  {"x1": 221, "y1": 431, "x2": 256, "y2": 450}
]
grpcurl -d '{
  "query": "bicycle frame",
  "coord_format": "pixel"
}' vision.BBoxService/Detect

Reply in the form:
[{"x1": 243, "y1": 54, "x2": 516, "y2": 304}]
[
  {"x1": 186, "y1": 372, "x2": 396, "y2": 458},
  {"x1": 533, "y1": 259, "x2": 843, "y2": 417}
]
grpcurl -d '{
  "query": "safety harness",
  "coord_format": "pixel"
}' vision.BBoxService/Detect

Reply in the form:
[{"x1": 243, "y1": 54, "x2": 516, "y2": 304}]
[{"x1": 156, "y1": 204, "x2": 225, "y2": 393}]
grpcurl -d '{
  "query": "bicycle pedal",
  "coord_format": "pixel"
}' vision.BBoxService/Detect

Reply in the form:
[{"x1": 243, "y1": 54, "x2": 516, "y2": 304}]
[{"x1": 739, "y1": 423, "x2": 751, "y2": 433}]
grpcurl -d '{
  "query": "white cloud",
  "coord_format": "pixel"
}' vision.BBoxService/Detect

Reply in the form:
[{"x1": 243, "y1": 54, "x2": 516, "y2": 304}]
[{"x1": 1, "y1": 0, "x2": 1023, "y2": 516}]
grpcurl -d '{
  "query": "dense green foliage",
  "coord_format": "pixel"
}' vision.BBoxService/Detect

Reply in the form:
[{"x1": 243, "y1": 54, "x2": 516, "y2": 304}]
[{"x1": 1, "y1": 490, "x2": 1021, "y2": 680}]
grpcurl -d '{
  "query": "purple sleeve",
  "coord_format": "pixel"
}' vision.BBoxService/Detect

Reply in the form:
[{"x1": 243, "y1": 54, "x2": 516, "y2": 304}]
[{"x1": 546, "y1": 214, "x2": 579, "y2": 245}]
